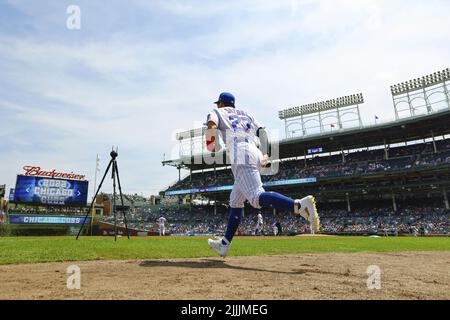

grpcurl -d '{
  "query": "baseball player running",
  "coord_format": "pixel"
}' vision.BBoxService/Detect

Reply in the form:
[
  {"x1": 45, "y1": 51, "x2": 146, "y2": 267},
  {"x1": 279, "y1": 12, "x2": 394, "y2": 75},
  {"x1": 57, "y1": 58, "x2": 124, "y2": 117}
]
[{"x1": 206, "y1": 92, "x2": 320, "y2": 257}]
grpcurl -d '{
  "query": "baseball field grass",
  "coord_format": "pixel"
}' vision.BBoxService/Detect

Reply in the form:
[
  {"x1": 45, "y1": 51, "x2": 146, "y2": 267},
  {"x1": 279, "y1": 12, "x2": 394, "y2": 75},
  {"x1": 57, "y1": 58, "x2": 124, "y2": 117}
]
[{"x1": 0, "y1": 235, "x2": 448, "y2": 265}]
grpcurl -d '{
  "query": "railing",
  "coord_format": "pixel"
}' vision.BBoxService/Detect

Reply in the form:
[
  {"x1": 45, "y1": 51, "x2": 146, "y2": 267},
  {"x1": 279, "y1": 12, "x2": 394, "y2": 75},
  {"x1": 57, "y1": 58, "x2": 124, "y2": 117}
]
[{"x1": 284, "y1": 105, "x2": 450, "y2": 142}]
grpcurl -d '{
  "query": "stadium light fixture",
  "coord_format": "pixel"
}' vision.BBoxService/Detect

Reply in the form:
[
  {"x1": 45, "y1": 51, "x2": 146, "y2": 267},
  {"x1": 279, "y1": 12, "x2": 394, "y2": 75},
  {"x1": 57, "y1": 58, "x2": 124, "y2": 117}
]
[
  {"x1": 390, "y1": 68, "x2": 450, "y2": 96},
  {"x1": 278, "y1": 93, "x2": 364, "y2": 119},
  {"x1": 176, "y1": 127, "x2": 204, "y2": 140}
]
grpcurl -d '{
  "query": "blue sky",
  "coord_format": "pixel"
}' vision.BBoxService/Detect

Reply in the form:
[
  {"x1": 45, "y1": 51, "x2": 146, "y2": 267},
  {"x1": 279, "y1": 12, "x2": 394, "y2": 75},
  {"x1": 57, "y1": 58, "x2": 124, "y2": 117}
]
[{"x1": 1, "y1": 0, "x2": 450, "y2": 197}]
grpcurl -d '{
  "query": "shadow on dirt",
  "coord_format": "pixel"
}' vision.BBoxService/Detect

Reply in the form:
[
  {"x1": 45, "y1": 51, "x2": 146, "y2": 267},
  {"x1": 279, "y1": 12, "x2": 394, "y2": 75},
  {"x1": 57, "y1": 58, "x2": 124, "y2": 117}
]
[{"x1": 139, "y1": 259, "x2": 305, "y2": 275}]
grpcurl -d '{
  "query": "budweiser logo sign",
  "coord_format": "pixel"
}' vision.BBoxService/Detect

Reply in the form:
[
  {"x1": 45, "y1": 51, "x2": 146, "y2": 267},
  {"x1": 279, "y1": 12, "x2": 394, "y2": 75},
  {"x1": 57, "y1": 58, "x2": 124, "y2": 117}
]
[{"x1": 23, "y1": 166, "x2": 86, "y2": 181}]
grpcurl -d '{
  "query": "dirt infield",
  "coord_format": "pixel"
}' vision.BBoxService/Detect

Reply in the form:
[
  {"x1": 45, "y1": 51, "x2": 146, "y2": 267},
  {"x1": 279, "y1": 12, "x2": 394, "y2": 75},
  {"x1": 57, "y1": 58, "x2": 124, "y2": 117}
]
[{"x1": 0, "y1": 251, "x2": 449, "y2": 300}]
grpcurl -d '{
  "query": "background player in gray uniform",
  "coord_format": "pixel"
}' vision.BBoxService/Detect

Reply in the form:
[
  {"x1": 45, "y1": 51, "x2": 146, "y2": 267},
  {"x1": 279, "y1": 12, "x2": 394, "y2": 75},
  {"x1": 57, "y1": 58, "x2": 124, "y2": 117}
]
[
  {"x1": 157, "y1": 216, "x2": 167, "y2": 236},
  {"x1": 206, "y1": 92, "x2": 320, "y2": 257},
  {"x1": 255, "y1": 212, "x2": 264, "y2": 235},
  {"x1": 272, "y1": 221, "x2": 278, "y2": 236}
]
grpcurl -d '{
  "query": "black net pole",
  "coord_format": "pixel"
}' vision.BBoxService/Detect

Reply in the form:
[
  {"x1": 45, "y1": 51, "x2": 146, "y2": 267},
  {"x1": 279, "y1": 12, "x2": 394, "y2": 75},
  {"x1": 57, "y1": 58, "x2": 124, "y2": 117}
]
[
  {"x1": 114, "y1": 161, "x2": 130, "y2": 239},
  {"x1": 112, "y1": 160, "x2": 117, "y2": 242}
]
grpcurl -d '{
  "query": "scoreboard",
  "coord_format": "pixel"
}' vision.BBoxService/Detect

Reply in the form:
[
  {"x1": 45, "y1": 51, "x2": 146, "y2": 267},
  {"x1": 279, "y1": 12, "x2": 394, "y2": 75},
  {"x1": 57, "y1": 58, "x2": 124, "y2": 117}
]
[{"x1": 14, "y1": 175, "x2": 88, "y2": 207}]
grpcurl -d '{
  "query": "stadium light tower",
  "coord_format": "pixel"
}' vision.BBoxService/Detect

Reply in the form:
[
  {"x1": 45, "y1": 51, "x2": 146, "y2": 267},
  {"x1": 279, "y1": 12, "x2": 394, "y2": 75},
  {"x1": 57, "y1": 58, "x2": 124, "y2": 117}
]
[
  {"x1": 390, "y1": 68, "x2": 450, "y2": 120},
  {"x1": 278, "y1": 93, "x2": 364, "y2": 138}
]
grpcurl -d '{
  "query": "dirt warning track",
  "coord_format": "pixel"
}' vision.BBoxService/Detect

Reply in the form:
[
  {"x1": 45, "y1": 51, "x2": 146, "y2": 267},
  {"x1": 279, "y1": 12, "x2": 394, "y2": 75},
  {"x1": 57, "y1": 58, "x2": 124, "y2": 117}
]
[{"x1": 0, "y1": 251, "x2": 449, "y2": 300}]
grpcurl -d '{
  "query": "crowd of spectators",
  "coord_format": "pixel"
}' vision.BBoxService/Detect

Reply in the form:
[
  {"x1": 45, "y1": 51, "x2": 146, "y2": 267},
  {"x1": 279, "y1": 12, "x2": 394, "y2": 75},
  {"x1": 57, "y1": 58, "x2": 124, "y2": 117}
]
[
  {"x1": 319, "y1": 207, "x2": 448, "y2": 235},
  {"x1": 166, "y1": 139, "x2": 450, "y2": 192},
  {"x1": 104, "y1": 203, "x2": 449, "y2": 236}
]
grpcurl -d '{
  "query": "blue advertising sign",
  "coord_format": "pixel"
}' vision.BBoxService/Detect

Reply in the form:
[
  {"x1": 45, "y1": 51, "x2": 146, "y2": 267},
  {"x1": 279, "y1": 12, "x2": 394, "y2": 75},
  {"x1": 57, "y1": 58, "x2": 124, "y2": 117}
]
[
  {"x1": 164, "y1": 178, "x2": 317, "y2": 196},
  {"x1": 198, "y1": 186, "x2": 234, "y2": 193},
  {"x1": 8, "y1": 215, "x2": 90, "y2": 225},
  {"x1": 308, "y1": 147, "x2": 323, "y2": 154},
  {"x1": 264, "y1": 178, "x2": 317, "y2": 187},
  {"x1": 14, "y1": 175, "x2": 88, "y2": 206},
  {"x1": 164, "y1": 189, "x2": 198, "y2": 196}
]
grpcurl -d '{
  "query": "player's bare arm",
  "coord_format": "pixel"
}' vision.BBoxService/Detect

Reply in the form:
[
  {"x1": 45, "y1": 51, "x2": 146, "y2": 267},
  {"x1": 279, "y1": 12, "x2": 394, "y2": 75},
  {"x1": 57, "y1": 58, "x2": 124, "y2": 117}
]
[
  {"x1": 206, "y1": 121, "x2": 218, "y2": 152},
  {"x1": 256, "y1": 126, "x2": 270, "y2": 167}
]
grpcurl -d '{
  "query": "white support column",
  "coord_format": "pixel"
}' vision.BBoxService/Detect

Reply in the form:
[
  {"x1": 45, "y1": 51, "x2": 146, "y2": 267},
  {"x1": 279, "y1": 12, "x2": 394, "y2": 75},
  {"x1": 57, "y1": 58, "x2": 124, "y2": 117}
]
[
  {"x1": 384, "y1": 140, "x2": 389, "y2": 160},
  {"x1": 423, "y1": 86, "x2": 432, "y2": 113},
  {"x1": 431, "y1": 130, "x2": 437, "y2": 153},
  {"x1": 443, "y1": 80, "x2": 450, "y2": 109},
  {"x1": 301, "y1": 115, "x2": 306, "y2": 136},
  {"x1": 392, "y1": 193, "x2": 397, "y2": 212},
  {"x1": 336, "y1": 107, "x2": 343, "y2": 129},
  {"x1": 304, "y1": 150, "x2": 307, "y2": 168},
  {"x1": 393, "y1": 96, "x2": 399, "y2": 120},
  {"x1": 214, "y1": 195, "x2": 217, "y2": 215},
  {"x1": 284, "y1": 119, "x2": 288, "y2": 138},
  {"x1": 406, "y1": 91, "x2": 415, "y2": 117},
  {"x1": 318, "y1": 111, "x2": 323, "y2": 133},
  {"x1": 189, "y1": 167, "x2": 193, "y2": 213},
  {"x1": 356, "y1": 104, "x2": 363, "y2": 127},
  {"x1": 443, "y1": 187, "x2": 449, "y2": 210},
  {"x1": 346, "y1": 193, "x2": 351, "y2": 213},
  {"x1": 189, "y1": 130, "x2": 194, "y2": 167}
]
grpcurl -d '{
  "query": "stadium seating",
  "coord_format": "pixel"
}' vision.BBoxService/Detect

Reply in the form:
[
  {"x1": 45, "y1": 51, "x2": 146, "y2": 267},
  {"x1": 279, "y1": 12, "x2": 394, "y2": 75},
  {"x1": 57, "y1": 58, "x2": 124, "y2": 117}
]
[
  {"x1": 104, "y1": 202, "x2": 449, "y2": 236},
  {"x1": 166, "y1": 139, "x2": 450, "y2": 192}
]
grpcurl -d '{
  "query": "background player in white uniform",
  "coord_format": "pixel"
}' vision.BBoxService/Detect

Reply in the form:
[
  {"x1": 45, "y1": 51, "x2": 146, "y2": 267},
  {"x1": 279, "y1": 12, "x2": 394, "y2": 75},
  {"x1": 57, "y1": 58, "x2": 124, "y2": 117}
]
[
  {"x1": 272, "y1": 222, "x2": 278, "y2": 236},
  {"x1": 206, "y1": 92, "x2": 321, "y2": 257},
  {"x1": 157, "y1": 216, "x2": 167, "y2": 236},
  {"x1": 255, "y1": 212, "x2": 264, "y2": 235}
]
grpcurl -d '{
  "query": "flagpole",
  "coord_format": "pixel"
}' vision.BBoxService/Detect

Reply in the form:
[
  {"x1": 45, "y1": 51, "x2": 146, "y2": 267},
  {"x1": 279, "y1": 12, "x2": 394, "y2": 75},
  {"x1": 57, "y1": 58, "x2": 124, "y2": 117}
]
[{"x1": 90, "y1": 154, "x2": 100, "y2": 236}]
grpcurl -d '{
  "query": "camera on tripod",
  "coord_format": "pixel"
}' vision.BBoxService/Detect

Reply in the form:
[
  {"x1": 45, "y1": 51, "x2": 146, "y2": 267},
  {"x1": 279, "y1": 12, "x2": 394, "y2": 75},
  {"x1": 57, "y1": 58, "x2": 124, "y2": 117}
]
[{"x1": 76, "y1": 147, "x2": 130, "y2": 241}]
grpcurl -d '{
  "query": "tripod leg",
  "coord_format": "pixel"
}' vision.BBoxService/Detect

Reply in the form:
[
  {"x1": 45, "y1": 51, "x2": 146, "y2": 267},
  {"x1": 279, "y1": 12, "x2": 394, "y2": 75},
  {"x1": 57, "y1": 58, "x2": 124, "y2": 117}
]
[
  {"x1": 112, "y1": 161, "x2": 118, "y2": 242},
  {"x1": 114, "y1": 161, "x2": 130, "y2": 239},
  {"x1": 76, "y1": 159, "x2": 113, "y2": 240}
]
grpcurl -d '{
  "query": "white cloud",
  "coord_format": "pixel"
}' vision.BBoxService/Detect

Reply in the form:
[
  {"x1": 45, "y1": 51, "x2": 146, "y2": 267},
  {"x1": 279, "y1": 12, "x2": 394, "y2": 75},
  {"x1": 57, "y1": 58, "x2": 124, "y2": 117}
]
[{"x1": 1, "y1": 0, "x2": 449, "y2": 196}]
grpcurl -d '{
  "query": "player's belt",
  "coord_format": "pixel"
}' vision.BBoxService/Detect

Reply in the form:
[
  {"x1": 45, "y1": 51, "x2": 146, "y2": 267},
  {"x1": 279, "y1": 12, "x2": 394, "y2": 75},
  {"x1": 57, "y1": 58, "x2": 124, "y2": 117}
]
[
  {"x1": 231, "y1": 132, "x2": 252, "y2": 143},
  {"x1": 233, "y1": 137, "x2": 249, "y2": 143}
]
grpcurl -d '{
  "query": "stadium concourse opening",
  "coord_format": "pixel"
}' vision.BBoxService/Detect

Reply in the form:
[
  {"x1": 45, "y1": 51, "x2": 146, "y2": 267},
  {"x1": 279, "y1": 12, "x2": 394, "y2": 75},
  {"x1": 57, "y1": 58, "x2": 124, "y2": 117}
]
[{"x1": 161, "y1": 99, "x2": 450, "y2": 237}]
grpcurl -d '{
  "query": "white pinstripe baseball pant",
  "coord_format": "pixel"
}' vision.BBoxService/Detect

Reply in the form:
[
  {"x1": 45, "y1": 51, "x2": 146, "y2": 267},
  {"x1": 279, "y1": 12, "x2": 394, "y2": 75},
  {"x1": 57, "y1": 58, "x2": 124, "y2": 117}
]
[
  {"x1": 229, "y1": 140, "x2": 266, "y2": 209},
  {"x1": 230, "y1": 163, "x2": 265, "y2": 209}
]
